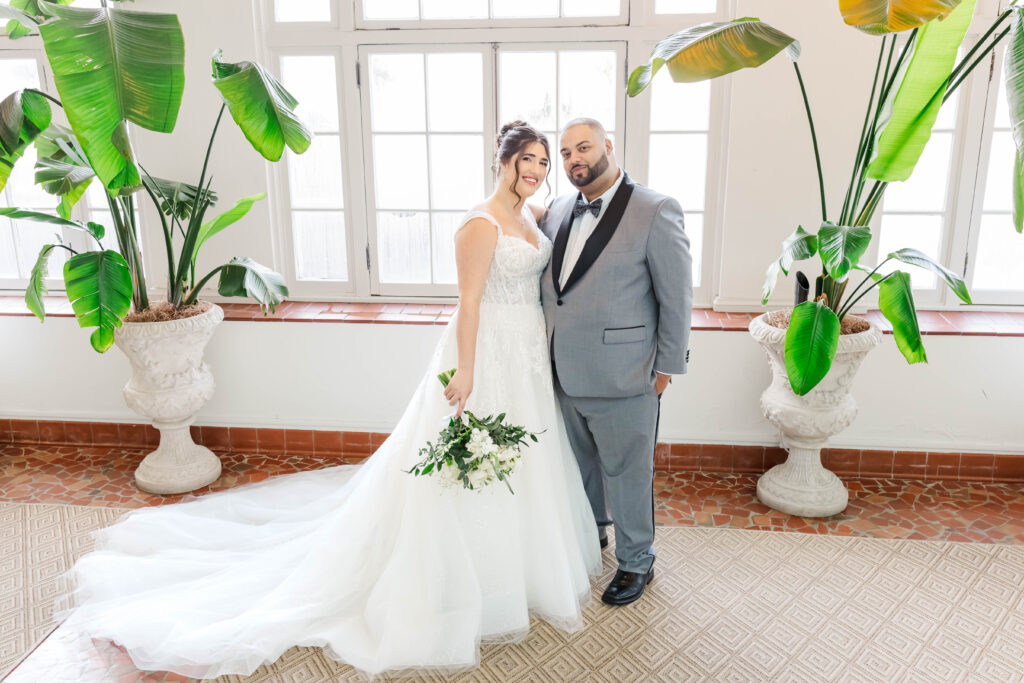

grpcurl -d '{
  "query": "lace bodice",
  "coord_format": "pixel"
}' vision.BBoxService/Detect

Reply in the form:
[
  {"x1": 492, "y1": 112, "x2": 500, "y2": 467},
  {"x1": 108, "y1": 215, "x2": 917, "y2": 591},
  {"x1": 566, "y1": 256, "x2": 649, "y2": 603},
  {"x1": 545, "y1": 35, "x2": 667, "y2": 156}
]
[{"x1": 458, "y1": 210, "x2": 552, "y2": 306}]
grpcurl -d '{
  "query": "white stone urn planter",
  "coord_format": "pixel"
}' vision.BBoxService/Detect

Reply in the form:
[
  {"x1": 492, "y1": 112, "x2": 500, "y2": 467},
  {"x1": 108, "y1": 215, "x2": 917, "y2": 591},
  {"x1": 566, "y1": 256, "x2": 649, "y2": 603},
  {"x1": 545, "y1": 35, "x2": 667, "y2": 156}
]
[
  {"x1": 748, "y1": 312, "x2": 882, "y2": 517},
  {"x1": 114, "y1": 304, "x2": 225, "y2": 494}
]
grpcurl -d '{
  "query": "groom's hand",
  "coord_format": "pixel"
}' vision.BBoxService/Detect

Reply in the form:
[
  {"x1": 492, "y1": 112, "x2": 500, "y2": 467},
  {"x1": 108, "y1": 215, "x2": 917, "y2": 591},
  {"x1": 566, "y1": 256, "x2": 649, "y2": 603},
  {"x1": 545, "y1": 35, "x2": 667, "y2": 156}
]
[{"x1": 655, "y1": 372, "x2": 671, "y2": 396}]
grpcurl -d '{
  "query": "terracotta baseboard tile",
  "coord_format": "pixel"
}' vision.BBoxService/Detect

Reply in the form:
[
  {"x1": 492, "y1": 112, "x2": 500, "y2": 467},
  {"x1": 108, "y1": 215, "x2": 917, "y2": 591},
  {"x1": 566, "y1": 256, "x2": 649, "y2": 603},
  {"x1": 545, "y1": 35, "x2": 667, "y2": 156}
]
[{"x1": 5, "y1": 418, "x2": 1024, "y2": 482}]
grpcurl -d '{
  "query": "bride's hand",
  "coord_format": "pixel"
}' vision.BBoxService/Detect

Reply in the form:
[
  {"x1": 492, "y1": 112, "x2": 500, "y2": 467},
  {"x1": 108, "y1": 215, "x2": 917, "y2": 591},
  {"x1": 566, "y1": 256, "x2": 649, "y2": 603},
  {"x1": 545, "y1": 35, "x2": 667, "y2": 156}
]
[{"x1": 443, "y1": 369, "x2": 473, "y2": 417}]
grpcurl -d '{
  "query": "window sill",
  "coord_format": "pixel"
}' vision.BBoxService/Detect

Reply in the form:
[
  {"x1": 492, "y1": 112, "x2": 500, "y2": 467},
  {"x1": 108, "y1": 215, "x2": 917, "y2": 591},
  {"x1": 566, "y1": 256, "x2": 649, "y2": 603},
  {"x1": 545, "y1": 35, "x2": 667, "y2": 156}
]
[{"x1": 2, "y1": 296, "x2": 1024, "y2": 336}]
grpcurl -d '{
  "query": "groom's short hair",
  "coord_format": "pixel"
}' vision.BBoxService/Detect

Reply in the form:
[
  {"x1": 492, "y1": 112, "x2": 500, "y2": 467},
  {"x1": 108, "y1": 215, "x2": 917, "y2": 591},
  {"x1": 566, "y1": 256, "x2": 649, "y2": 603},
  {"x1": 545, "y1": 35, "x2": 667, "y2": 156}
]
[{"x1": 562, "y1": 117, "x2": 607, "y2": 140}]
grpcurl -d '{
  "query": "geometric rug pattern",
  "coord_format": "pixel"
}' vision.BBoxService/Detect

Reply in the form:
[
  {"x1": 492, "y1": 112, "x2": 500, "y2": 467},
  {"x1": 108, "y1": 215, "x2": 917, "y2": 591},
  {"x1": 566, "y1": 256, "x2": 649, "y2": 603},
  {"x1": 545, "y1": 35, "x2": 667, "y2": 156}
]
[
  {"x1": 0, "y1": 502, "x2": 126, "y2": 679},
  {"x1": 3, "y1": 503, "x2": 1024, "y2": 682}
]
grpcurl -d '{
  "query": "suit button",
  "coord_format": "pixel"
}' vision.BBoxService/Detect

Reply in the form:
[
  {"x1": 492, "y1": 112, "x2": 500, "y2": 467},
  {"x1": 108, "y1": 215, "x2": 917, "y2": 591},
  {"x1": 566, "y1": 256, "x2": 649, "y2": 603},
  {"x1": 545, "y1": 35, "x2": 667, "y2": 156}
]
[{"x1": 557, "y1": 299, "x2": 564, "y2": 306}]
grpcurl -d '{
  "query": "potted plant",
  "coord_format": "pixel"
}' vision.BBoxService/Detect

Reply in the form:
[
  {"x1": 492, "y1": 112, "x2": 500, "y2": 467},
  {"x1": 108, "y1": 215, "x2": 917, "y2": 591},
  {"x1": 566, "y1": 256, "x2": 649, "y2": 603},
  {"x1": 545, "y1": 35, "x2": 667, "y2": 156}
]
[
  {"x1": 0, "y1": 1, "x2": 312, "y2": 494},
  {"x1": 629, "y1": 1, "x2": 1023, "y2": 515}
]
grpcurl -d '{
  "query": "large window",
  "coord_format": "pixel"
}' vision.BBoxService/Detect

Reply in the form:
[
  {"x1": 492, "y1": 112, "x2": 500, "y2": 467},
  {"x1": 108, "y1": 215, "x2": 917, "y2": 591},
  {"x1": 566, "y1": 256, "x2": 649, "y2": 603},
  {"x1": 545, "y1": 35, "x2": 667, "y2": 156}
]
[{"x1": 260, "y1": 1, "x2": 724, "y2": 301}]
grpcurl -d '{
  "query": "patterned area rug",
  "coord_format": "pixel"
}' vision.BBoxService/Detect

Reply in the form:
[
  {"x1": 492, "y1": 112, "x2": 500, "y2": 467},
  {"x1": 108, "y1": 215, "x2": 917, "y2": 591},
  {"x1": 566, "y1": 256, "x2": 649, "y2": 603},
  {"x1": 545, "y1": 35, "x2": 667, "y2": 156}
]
[
  {"x1": 0, "y1": 502, "x2": 127, "y2": 678},
  {"x1": 3, "y1": 502, "x2": 1023, "y2": 682}
]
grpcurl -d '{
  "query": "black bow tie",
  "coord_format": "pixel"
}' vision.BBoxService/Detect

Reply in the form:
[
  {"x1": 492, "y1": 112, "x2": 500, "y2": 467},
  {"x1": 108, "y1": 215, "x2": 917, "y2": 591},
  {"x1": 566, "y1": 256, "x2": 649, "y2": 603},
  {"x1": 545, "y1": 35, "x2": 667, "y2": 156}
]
[{"x1": 573, "y1": 197, "x2": 603, "y2": 218}]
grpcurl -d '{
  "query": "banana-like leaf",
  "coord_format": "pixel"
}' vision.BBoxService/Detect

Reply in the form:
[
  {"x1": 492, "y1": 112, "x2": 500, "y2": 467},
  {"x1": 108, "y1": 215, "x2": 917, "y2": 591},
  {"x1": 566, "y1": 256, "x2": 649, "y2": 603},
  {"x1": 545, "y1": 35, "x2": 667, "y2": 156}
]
[
  {"x1": 216, "y1": 256, "x2": 288, "y2": 314},
  {"x1": 1006, "y1": 9, "x2": 1024, "y2": 232},
  {"x1": 778, "y1": 225, "x2": 819, "y2": 275},
  {"x1": 0, "y1": 5, "x2": 38, "y2": 38},
  {"x1": 866, "y1": 0, "x2": 975, "y2": 181},
  {"x1": 211, "y1": 50, "x2": 312, "y2": 162},
  {"x1": 63, "y1": 249, "x2": 132, "y2": 353},
  {"x1": 0, "y1": 206, "x2": 104, "y2": 243},
  {"x1": 839, "y1": 0, "x2": 964, "y2": 35},
  {"x1": 35, "y1": 154, "x2": 94, "y2": 219},
  {"x1": 818, "y1": 222, "x2": 872, "y2": 281},
  {"x1": 25, "y1": 243, "x2": 57, "y2": 322},
  {"x1": 888, "y1": 247, "x2": 971, "y2": 302},
  {"x1": 784, "y1": 300, "x2": 841, "y2": 396},
  {"x1": 878, "y1": 270, "x2": 927, "y2": 363},
  {"x1": 0, "y1": 89, "x2": 52, "y2": 191},
  {"x1": 142, "y1": 176, "x2": 218, "y2": 221},
  {"x1": 627, "y1": 18, "x2": 801, "y2": 97},
  {"x1": 762, "y1": 259, "x2": 784, "y2": 304},
  {"x1": 191, "y1": 193, "x2": 266, "y2": 269},
  {"x1": 38, "y1": 3, "x2": 185, "y2": 192}
]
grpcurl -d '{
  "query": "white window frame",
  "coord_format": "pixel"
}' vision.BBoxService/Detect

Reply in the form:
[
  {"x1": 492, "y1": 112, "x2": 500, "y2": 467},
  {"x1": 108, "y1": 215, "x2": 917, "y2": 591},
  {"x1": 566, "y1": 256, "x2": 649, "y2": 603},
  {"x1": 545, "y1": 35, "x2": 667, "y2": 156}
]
[
  {"x1": 353, "y1": 0, "x2": 629, "y2": 30},
  {"x1": 259, "y1": 0, "x2": 731, "y2": 301},
  {"x1": 358, "y1": 42, "x2": 495, "y2": 297}
]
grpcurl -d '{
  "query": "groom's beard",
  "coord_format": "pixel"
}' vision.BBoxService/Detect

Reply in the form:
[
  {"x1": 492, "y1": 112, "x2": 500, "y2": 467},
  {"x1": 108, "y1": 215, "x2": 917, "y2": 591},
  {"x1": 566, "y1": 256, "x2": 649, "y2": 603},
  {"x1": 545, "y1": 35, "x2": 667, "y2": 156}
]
[{"x1": 567, "y1": 153, "x2": 610, "y2": 188}]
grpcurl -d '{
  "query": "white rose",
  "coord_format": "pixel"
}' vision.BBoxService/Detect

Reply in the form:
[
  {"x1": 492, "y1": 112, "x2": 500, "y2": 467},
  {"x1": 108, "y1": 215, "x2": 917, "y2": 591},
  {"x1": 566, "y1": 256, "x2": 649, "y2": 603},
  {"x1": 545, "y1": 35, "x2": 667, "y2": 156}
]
[{"x1": 468, "y1": 466, "x2": 491, "y2": 487}]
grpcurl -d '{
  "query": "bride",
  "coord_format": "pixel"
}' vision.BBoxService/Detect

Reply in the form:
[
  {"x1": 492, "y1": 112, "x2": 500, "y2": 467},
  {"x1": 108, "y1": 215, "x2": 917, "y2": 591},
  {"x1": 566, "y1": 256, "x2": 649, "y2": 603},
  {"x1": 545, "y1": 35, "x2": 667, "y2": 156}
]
[{"x1": 57, "y1": 121, "x2": 603, "y2": 679}]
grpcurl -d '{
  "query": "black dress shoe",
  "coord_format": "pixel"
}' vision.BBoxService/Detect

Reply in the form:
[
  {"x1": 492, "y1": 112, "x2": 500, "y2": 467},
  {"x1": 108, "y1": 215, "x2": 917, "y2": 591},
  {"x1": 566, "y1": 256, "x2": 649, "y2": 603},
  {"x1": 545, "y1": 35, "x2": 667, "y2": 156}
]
[
  {"x1": 599, "y1": 535, "x2": 609, "y2": 549},
  {"x1": 601, "y1": 567, "x2": 654, "y2": 606}
]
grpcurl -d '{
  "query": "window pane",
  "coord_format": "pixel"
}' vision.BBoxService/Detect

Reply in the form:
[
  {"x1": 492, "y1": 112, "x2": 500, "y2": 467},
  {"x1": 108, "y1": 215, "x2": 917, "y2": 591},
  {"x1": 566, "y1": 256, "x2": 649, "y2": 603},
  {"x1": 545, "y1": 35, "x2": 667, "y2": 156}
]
[
  {"x1": 293, "y1": 211, "x2": 347, "y2": 280},
  {"x1": 373, "y1": 135, "x2": 429, "y2": 209},
  {"x1": 422, "y1": 0, "x2": 487, "y2": 19},
  {"x1": 882, "y1": 132, "x2": 952, "y2": 212},
  {"x1": 877, "y1": 214, "x2": 942, "y2": 288},
  {"x1": 274, "y1": 0, "x2": 330, "y2": 22},
  {"x1": 499, "y1": 52, "x2": 556, "y2": 130},
  {"x1": 363, "y1": 0, "x2": 418, "y2": 20},
  {"x1": 648, "y1": 133, "x2": 707, "y2": 210},
  {"x1": 492, "y1": 0, "x2": 557, "y2": 18},
  {"x1": 280, "y1": 55, "x2": 339, "y2": 132},
  {"x1": 429, "y1": 134, "x2": 484, "y2": 210},
  {"x1": 377, "y1": 211, "x2": 430, "y2": 283},
  {"x1": 994, "y1": 71, "x2": 1009, "y2": 129},
  {"x1": 656, "y1": 0, "x2": 716, "y2": 13},
  {"x1": 981, "y1": 131, "x2": 1013, "y2": 213},
  {"x1": 0, "y1": 219, "x2": 20, "y2": 278},
  {"x1": 432, "y1": 213, "x2": 462, "y2": 284},
  {"x1": 88, "y1": 210, "x2": 119, "y2": 252},
  {"x1": 972, "y1": 214, "x2": 1024, "y2": 290},
  {"x1": 8, "y1": 147, "x2": 51, "y2": 207},
  {"x1": 562, "y1": 0, "x2": 620, "y2": 16},
  {"x1": 12, "y1": 219, "x2": 67, "y2": 278},
  {"x1": 427, "y1": 53, "x2": 483, "y2": 132},
  {"x1": 687, "y1": 212, "x2": 703, "y2": 287},
  {"x1": 369, "y1": 54, "x2": 425, "y2": 132},
  {"x1": 559, "y1": 50, "x2": 617, "y2": 130},
  {"x1": 651, "y1": 72, "x2": 709, "y2": 131},
  {"x1": 287, "y1": 135, "x2": 344, "y2": 209},
  {"x1": 0, "y1": 58, "x2": 39, "y2": 95}
]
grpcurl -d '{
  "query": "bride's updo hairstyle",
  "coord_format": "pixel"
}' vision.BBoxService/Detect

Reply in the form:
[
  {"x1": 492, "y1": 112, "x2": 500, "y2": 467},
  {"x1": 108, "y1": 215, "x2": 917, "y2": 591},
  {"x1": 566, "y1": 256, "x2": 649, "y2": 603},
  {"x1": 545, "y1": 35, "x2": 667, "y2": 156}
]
[{"x1": 494, "y1": 120, "x2": 552, "y2": 208}]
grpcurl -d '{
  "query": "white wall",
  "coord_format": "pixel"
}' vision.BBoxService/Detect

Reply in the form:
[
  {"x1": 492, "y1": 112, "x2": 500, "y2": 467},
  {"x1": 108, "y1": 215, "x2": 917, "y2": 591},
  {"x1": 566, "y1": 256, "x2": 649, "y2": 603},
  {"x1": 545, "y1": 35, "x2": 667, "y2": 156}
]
[
  {"x1": 2, "y1": 0, "x2": 1022, "y2": 454},
  {"x1": 2, "y1": 315, "x2": 1023, "y2": 453}
]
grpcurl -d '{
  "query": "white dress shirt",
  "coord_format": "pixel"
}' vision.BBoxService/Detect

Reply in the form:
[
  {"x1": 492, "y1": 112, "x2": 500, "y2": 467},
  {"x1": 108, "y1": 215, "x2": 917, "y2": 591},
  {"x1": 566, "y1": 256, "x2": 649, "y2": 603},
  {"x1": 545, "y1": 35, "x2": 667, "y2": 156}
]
[{"x1": 558, "y1": 170, "x2": 625, "y2": 290}]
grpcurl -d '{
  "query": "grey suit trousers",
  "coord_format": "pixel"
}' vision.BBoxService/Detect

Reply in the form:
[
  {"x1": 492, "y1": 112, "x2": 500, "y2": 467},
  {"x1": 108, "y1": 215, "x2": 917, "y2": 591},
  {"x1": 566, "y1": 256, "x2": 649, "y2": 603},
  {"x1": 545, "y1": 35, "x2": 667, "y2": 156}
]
[{"x1": 554, "y1": 369, "x2": 659, "y2": 574}]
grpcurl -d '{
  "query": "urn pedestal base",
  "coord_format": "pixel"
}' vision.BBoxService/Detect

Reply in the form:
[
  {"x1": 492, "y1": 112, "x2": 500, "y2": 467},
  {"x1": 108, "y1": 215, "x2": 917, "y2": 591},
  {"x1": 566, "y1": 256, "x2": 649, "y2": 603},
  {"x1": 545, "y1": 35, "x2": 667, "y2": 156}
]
[
  {"x1": 755, "y1": 443, "x2": 848, "y2": 517},
  {"x1": 134, "y1": 419, "x2": 222, "y2": 495}
]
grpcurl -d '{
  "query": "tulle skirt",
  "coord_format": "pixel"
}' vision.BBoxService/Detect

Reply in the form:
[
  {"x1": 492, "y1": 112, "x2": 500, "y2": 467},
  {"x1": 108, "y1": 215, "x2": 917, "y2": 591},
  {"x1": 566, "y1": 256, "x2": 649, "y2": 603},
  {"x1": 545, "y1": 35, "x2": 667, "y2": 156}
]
[{"x1": 56, "y1": 302, "x2": 602, "y2": 678}]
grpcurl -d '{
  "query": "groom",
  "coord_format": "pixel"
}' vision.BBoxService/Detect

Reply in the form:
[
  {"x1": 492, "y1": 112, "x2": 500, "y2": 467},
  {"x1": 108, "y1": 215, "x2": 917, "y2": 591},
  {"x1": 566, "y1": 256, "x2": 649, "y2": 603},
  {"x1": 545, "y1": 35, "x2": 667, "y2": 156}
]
[{"x1": 540, "y1": 118, "x2": 692, "y2": 606}]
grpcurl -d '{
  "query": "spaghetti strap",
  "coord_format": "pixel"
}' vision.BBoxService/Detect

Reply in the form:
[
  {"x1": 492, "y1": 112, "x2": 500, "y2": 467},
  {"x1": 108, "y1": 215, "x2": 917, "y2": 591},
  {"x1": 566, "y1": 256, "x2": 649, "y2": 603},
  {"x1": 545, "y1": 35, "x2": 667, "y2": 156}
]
[{"x1": 458, "y1": 210, "x2": 503, "y2": 236}]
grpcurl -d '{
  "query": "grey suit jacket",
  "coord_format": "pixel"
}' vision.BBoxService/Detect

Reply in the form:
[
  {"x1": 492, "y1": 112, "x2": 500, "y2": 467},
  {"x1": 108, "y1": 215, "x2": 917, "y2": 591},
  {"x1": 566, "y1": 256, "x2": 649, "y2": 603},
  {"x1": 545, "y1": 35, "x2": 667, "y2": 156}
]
[{"x1": 540, "y1": 173, "x2": 692, "y2": 398}]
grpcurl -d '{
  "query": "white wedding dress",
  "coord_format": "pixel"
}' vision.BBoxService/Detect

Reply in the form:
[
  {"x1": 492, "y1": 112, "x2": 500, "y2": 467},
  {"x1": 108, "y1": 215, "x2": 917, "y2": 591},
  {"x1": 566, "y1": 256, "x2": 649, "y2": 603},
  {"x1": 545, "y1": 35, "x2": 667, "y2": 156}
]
[{"x1": 57, "y1": 209, "x2": 602, "y2": 679}]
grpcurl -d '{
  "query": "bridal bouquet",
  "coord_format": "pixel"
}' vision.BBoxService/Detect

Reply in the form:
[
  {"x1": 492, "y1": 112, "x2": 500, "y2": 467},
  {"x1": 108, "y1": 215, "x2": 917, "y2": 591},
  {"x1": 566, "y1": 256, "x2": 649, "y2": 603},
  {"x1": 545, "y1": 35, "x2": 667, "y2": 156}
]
[{"x1": 406, "y1": 369, "x2": 541, "y2": 494}]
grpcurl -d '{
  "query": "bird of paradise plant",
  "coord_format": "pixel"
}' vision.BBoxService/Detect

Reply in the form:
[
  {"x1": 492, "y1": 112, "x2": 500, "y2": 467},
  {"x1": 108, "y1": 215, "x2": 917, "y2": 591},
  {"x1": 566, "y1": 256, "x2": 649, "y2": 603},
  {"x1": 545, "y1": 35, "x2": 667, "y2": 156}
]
[
  {"x1": 629, "y1": 0, "x2": 1024, "y2": 395},
  {"x1": 0, "y1": 1, "x2": 312, "y2": 352}
]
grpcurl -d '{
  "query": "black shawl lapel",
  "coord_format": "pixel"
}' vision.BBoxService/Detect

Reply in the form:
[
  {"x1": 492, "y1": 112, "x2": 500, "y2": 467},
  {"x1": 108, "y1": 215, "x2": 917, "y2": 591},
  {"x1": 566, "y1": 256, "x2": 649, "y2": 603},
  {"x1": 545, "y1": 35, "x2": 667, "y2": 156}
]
[
  {"x1": 551, "y1": 194, "x2": 579, "y2": 296},
  {"x1": 561, "y1": 173, "x2": 635, "y2": 293}
]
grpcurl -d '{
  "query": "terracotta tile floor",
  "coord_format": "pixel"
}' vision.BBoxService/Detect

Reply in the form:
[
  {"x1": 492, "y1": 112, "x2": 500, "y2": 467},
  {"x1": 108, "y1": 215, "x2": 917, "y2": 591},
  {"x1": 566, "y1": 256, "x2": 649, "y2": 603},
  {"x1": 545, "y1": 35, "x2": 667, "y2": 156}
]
[{"x1": 2, "y1": 443, "x2": 1023, "y2": 544}]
